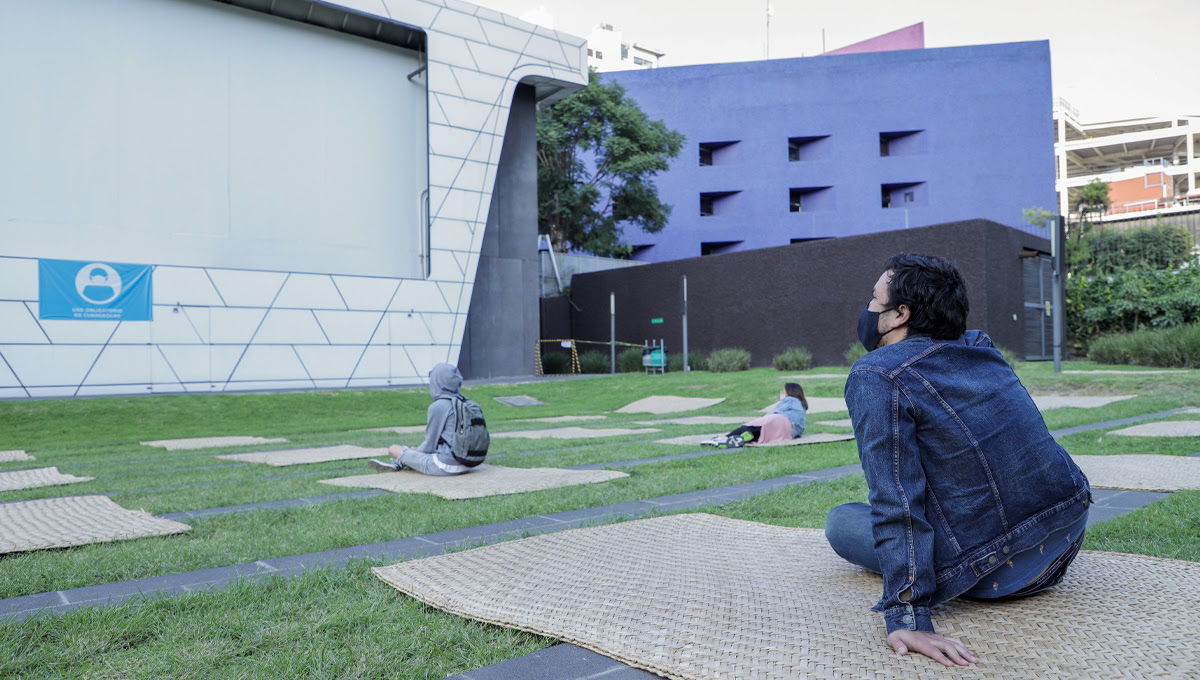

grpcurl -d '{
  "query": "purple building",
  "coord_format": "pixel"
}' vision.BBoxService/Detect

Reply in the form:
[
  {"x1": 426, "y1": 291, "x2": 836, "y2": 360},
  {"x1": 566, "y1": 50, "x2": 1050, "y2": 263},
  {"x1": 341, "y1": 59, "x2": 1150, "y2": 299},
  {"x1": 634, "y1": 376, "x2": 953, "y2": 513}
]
[{"x1": 605, "y1": 41, "x2": 1057, "y2": 263}]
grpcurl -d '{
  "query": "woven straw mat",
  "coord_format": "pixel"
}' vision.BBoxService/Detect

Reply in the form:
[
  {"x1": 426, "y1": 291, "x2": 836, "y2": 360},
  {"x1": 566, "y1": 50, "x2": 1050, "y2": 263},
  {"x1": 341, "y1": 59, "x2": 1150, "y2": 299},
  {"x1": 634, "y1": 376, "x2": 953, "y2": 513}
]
[
  {"x1": 0, "y1": 450, "x2": 35, "y2": 463},
  {"x1": 374, "y1": 513, "x2": 1200, "y2": 680},
  {"x1": 1073, "y1": 453, "x2": 1200, "y2": 492},
  {"x1": 634, "y1": 416, "x2": 749, "y2": 426},
  {"x1": 490, "y1": 427, "x2": 660, "y2": 440},
  {"x1": 320, "y1": 465, "x2": 627, "y2": 499},
  {"x1": 216, "y1": 445, "x2": 387, "y2": 466},
  {"x1": 616, "y1": 396, "x2": 726, "y2": 414},
  {"x1": 358, "y1": 425, "x2": 429, "y2": 434},
  {"x1": 655, "y1": 433, "x2": 854, "y2": 447},
  {"x1": 0, "y1": 467, "x2": 94, "y2": 492},
  {"x1": 0, "y1": 495, "x2": 190, "y2": 554},
  {"x1": 140, "y1": 436, "x2": 288, "y2": 450}
]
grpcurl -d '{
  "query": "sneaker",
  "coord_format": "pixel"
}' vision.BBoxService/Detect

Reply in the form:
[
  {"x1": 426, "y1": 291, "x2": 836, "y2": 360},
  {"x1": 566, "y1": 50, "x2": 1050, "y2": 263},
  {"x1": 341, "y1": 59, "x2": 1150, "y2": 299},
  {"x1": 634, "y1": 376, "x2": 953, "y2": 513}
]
[
  {"x1": 367, "y1": 458, "x2": 401, "y2": 471},
  {"x1": 727, "y1": 435, "x2": 746, "y2": 448},
  {"x1": 700, "y1": 436, "x2": 725, "y2": 448}
]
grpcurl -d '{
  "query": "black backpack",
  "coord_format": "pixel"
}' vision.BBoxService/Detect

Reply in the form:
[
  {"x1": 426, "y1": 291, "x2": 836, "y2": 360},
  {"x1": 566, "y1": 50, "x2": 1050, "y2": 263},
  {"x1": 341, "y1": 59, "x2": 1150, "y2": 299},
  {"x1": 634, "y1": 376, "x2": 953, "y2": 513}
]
[{"x1": 444, "y1": 395, "x2": 490, "y2": 467}]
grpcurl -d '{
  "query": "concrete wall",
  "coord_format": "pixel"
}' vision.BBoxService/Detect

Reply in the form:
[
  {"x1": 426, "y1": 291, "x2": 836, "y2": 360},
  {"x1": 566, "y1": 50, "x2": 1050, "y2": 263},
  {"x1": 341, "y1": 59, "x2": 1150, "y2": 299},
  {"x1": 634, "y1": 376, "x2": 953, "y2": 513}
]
[
  {"x1": 458, "y1": 84, "x2": 538, "y2": 380},
  {"x1": 604, "y1": 41, "x2": 1057, "y2": 264},
  {"x1": 565, "y1": 219, "x2": 1050, "y2": 367}
]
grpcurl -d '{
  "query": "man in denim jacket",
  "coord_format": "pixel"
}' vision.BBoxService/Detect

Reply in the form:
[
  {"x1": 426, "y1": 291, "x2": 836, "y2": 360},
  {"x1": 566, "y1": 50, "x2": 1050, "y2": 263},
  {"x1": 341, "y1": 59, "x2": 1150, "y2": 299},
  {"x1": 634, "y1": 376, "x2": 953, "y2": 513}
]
[{"x1": 826, "y1": 253, "x2": 1091, "y2": 667}]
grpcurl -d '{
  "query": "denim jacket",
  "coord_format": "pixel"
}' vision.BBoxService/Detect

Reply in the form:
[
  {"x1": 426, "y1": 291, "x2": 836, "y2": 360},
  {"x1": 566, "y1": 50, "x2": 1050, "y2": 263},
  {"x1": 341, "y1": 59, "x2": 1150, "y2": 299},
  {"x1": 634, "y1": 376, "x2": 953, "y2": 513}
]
[
  {"x1": 771, "y1": 396, "x2": 807, "y2": 438},
  {"x1": 845, "y1": 331, "x2": 1090, "y2": 634}
]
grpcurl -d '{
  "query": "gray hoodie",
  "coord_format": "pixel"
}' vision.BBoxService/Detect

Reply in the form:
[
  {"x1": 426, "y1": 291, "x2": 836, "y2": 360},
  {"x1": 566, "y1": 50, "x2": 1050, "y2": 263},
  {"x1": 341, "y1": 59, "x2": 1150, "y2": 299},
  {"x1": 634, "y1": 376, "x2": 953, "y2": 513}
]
[{"x1": 416, "y1": 363, "x2": 462, "y2": 464}]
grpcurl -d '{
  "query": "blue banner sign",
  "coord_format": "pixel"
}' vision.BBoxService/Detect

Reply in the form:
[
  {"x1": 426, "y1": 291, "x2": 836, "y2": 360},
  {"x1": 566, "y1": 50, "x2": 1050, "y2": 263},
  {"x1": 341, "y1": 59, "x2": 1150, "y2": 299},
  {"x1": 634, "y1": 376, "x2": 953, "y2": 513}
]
[{"x1": 38, "y1": 259, "x2": 153, "y2": 321}]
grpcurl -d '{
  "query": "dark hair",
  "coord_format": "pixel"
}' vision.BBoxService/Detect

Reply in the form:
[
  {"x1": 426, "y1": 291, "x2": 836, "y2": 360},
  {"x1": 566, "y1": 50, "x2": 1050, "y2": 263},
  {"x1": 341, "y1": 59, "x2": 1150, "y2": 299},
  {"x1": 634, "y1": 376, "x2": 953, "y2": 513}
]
[
  {"x1": 783, "y1": 382, "x2": 808, "y2": 410},
  {"x1": 883, "y1": 253, "x2": 969, "y2": 340}
]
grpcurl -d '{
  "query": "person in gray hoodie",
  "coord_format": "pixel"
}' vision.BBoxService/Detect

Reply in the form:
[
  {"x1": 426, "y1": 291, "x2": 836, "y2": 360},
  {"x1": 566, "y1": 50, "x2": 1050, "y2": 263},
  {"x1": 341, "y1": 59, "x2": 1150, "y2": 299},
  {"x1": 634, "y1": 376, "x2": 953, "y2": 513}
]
[{"x1": 367, "y1": 363, "x2": 472, "y2": 476}]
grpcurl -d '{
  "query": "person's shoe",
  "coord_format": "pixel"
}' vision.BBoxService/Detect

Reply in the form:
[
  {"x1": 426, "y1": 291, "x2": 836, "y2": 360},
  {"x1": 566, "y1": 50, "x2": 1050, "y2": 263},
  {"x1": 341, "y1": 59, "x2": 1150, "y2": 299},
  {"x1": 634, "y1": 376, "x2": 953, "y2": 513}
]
[
  {"x1": 700, "y1": 436, "x2": 725, "y2": 447},
  {"x1": 367, "y1": 458, "x2": 401, "y2": 471},
  {"x1": 727, "y1": 435, "x2": 746, "y2": 448}
]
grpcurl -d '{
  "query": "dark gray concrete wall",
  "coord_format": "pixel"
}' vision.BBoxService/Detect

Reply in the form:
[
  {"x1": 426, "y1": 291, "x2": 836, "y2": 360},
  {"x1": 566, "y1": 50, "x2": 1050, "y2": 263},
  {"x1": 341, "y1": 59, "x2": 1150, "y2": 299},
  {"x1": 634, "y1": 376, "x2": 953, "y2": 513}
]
[
  {"x1": 458, "y1": 84, "x2": 539, "y2": 379},
  {"x1": 566, "y1": 219, "x2": 1050, "y2": 367}
]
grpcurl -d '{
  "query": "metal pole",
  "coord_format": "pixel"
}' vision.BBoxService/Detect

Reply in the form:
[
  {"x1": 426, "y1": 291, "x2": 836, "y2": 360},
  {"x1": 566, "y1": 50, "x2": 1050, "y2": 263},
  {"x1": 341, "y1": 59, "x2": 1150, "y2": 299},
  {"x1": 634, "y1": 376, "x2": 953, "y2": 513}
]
[
  {"x1": 610, "y1": 292, "x2": 616, "y2": 374},
  {"x1": 681, "y1": 275, "x2": 689, "y2": 372},
  {"x1": 1052, "y1": 216, "x2": 1065, "y2": 373}
]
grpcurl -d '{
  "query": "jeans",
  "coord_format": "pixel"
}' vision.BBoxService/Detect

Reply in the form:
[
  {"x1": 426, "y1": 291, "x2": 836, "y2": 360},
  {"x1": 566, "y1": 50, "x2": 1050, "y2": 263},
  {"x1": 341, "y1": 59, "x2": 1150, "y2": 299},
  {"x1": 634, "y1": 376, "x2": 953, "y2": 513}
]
[{"x1": 825, "y1": 502, "x2": 1087, "y2": 598}]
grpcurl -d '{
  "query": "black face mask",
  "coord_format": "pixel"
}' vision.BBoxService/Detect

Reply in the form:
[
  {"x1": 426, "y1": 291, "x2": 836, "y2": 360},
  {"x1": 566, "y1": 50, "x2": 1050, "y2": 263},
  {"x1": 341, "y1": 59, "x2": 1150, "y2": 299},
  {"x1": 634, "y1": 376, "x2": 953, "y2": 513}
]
[{"x1": 857, "y1": 302, "x2": 895, "y2": 351}]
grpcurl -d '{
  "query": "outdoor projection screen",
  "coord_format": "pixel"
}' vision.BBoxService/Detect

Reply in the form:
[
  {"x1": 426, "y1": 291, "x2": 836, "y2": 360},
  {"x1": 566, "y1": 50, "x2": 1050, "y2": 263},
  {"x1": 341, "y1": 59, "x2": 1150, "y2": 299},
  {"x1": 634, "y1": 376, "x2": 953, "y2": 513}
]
[{"x1": 0, "y1": 0, "x2": 429, "y2": 279}]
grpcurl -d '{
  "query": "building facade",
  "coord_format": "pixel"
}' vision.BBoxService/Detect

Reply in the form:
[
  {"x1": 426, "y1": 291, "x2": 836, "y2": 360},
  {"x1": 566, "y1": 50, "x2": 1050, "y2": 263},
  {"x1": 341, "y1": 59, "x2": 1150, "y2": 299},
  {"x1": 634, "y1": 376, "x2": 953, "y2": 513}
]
[
  {"x1": 0, "y1": 0, "x2": 586, "y2": 398},
  {"x1": 603, "y1": 41, "x2": 1058, "y2": 263},
  {"x1": 586, "y1": 24, "x2": 665, "y2": 71}
]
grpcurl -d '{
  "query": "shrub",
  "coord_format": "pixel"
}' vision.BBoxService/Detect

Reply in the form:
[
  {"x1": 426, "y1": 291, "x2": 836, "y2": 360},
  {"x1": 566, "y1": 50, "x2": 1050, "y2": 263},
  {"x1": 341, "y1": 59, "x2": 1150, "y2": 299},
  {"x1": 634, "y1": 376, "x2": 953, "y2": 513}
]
[
  {"x1": 773, "y1": 346, "x2": 813, "y2": 371},
  {"x1": 706, "y1": 347, "x2": 751, "y2": 372},
  {"x1": 1087, "y1": 323, "x2": 1200, "y2": 368},
  {"x1": 618, "y1": 347, "x2": 644, "y2": 373},
  {"x1": 997, "y1": 346, "x2": 1020, "y2": 367},
  {"x1": 844, "y1": 342, "x2": 867, "y2": 366},
  {"x1": 1065, "y1": 263, "x2": 1200, "y2": 350},
  {"x1": 668, "y1": 350, "x2": 706, "y2": 373},
  {"x1": 540, "y1": 352, "x2": 570, "y2": 375},
  {"x1": 577, "y1": 350, "x2": 610, "y2": 374}
]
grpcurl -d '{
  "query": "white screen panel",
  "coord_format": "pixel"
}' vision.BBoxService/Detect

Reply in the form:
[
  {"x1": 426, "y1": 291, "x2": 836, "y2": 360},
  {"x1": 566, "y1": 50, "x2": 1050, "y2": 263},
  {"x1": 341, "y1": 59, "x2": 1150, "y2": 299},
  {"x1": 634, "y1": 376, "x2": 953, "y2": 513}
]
[{"x1": 0, "y1": 0, "x2": 428, "y2": 278}]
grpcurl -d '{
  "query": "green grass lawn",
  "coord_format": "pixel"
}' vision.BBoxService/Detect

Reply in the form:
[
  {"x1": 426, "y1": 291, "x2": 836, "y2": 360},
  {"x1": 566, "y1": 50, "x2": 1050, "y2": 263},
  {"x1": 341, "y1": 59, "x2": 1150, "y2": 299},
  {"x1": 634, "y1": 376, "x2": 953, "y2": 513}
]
[{"x1": 1, "y1": 362, "x2": 1198, "y2": 679}]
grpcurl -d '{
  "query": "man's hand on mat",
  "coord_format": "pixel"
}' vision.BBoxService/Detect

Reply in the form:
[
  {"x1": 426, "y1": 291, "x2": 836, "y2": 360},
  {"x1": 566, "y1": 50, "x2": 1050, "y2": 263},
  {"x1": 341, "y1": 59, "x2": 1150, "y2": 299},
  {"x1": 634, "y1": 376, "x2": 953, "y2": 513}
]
[{"x1": 887, "y1": 630, "x2": 977, "y2": 667}]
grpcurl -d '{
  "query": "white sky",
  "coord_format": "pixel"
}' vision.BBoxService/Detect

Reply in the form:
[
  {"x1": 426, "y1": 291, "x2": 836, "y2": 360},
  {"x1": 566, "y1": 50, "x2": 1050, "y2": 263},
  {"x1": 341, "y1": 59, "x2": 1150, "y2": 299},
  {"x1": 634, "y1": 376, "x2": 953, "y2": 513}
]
[{"x1": 472, "y1": 0, "x2": 1199, "y2": 123}]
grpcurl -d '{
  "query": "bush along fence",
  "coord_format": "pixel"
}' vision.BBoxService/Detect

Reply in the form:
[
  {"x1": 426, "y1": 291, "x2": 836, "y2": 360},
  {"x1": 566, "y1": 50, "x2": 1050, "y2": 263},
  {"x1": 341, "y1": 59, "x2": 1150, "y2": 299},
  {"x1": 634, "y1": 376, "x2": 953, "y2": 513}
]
[{"x1": 1065, "y1": 221, "x2": 1200, "y2": 355}]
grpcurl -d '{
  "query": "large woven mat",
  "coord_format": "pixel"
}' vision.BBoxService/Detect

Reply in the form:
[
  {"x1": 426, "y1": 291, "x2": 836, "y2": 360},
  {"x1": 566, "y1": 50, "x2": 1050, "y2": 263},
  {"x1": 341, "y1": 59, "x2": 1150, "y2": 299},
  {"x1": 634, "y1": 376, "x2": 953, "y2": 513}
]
[
  {"x1": 374, "y1": 513, "x2": 1200, "y2": 680},
  {"x1": 633, "y1": 416, "x2": 749, "y2": 426},
  {"x1": 215, "y1": 445, "x2": 387, "y2": 466},
  {"x1": 0, "y1": 450, "x2": 35, "y2": 463},
  {"x1": 1029, "y1": 395, "x2": 1136, "y2": 410},
  {"x1": 1072, "y1": 454, "x2": 1200, "y2": 492},
  {"x1": 0, "y1": 466, "x2": 94, "y2": 492},
  {"x1": 320, "y1": 465, "x2": 628, "y2": 499},
  {"x1": 616, "y1": 396, "x2": 725, "y2": 414},
  {"x1": 491, "y1": 427, "x2": 660, "y2": 440},
  {"x1": 0, "y1": 495, "x2": 191, "y2": 554},
  {"x1": 140, "y1": 436, "x2": 289, "y2": 450},
  {"x1": 655, "y1": 433, "x2": 855, "y2": 447},
  {"x1": 1109, "y1": 420, "x2": 1200, "y2": 437},
  {"x1": 761, "y1": 397, "x2": 847, "y2": 414},
  {"x1": 514, "y1": 415, "x2": 608, "y2": 423}
]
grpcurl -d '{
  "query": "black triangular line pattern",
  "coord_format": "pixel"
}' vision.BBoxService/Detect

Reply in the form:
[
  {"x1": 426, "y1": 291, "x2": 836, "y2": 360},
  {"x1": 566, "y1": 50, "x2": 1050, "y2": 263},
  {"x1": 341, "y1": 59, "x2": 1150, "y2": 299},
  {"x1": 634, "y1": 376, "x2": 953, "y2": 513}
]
[
  {"x1": 179, "y1": 307, "x2": 209, "y2": 344},
  {"x1": 221, "y1": 273, "x2": 291, "y2": 391},
  {"x1": 202, "y1": 269, "x2": 228, "y2": 307},
  {"x1": 20, "y1": 302, "x2": 52, "y2": 344},
  {"x1": 399, "y1": 344, "x2": 423, "y2": 384},
  {"x1": 0, "y1": 350, "x2": 30, "y2": 398},
  {"x1": 326, "y1": 276, "x2": 351, "y2": 311},
  {"x1": 310, "y1": 310, "x2": 332, "y2": 345},
  {"x1": 344, "y1": 279, "x2": 403, "y2": 388},
  {"x1": 73, "y1": 322, "x2": 123, "y2": 397}
]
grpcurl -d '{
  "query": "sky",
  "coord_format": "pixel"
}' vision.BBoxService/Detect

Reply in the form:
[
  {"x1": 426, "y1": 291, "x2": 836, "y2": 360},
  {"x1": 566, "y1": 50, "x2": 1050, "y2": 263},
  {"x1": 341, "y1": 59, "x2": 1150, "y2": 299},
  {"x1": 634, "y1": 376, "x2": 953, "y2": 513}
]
[{"x1": 470, "y1": 0, "x2": 1199, "y2": 122}]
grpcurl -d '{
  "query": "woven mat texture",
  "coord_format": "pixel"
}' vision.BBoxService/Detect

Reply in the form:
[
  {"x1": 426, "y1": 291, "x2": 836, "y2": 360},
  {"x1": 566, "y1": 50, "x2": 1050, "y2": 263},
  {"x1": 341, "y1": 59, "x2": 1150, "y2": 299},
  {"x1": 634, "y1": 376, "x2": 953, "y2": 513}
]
[
  {"x1": 215, "y1": 445, "x2": 387, "y2": 466},
  {"x1": 359, "y1": 425, "x2": 429, "y2": 434},
  {"x1": 140, "y1": 436, "x2": 288, "y2": 450},
  {"x1": 491, "y1": 427, "x2": 659, "y2": 440},
  {"x1": 1072, "y1": 454, "x2": 1200, "y2": 491},
  {"x1": 0, "y1": 467, "x2": 94, "y2": 492},
  {"x1": 0, "y1": 495, "x2": 190, "y2": 554},
  {"x1": 655, "y1": 433, "x2": 854, "y2": 447},
  {"x1": 1109, "y1": 421, "x2": 1200, "y2": 437},
  {"x1": 1029, "y1": 395, "x2": 1136, "y2": 410},
  {"x1": 616, "y1": 396, "x2": 725, "y2": 414},
  {"x1": 0, "y1": 450, "x2": 35, "y2": 463},
  {"x1": 514, "y1": 415, "x2": 608, "y2": 423},
  {"x1": 633, "y1": 416, "x2": 749, "y2": 426},
  {"x1": 320, "y1": 465, "x2": 627, "y2": 499},
  {"x1": 761, "y1": 397, "x2": 847, "y2": 414},
  {"x1": 374, "y1": 513, "x2": 1200, "y2": 680}
]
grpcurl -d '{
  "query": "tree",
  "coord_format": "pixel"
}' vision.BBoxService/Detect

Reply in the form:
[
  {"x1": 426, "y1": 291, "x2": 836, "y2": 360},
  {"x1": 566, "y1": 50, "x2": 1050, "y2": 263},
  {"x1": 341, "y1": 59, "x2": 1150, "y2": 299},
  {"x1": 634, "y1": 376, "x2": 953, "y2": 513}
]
[
  {"x1": 537, "y1": 70, "x2": 684, "y2": 256},
  {"x1": 1075, "y1": 179, "x2": 1110, "y2": 232}
]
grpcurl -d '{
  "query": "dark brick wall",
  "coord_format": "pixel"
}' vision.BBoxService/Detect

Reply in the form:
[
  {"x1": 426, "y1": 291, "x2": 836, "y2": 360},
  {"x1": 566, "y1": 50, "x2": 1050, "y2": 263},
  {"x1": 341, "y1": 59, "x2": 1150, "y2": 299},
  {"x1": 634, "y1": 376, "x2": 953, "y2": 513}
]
[{"x1": 564, "y1": 219, "x2": 1049, "y2": 367}]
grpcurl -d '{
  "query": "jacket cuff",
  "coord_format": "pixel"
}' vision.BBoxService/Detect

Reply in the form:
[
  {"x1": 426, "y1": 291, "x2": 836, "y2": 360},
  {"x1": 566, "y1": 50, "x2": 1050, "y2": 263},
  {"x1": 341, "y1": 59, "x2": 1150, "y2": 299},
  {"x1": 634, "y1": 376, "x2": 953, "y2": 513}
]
[{"x1": 883, "y1": 604, "x2": 935, "y2": 634}]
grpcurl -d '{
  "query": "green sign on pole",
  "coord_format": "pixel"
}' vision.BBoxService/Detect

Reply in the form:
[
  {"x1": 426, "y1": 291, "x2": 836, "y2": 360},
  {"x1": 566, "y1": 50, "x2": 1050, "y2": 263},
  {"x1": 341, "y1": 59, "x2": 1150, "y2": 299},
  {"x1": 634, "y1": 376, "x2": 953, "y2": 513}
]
[{"x1": 650, "y1": 318, "x2": 663, "y2": 324}]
